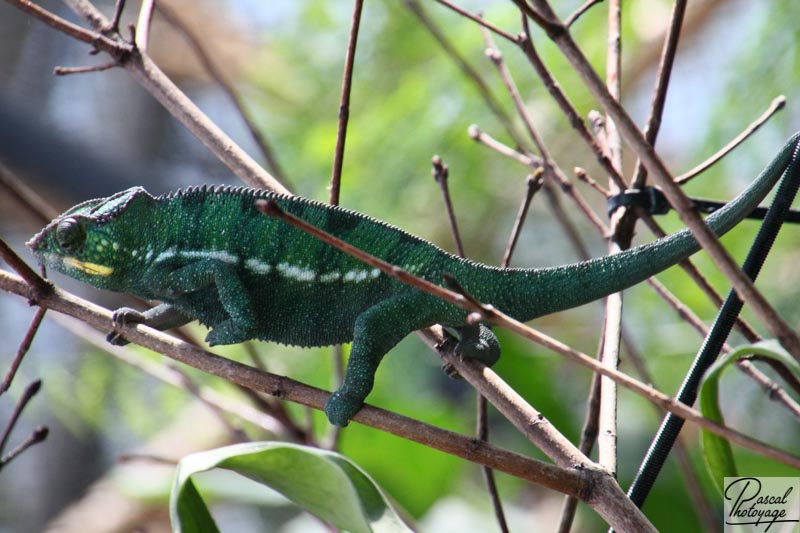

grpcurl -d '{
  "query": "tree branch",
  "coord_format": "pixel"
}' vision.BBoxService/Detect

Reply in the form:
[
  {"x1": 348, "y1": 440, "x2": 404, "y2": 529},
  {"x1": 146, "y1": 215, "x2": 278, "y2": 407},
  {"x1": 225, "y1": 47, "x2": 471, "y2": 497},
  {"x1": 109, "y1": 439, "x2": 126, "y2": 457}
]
[
  {"x1": 3, "y1": 0, "x2": 287, "y2": 193},
  {"x1": 0, "y1": 269, "x2": 587, "y2": 497}
]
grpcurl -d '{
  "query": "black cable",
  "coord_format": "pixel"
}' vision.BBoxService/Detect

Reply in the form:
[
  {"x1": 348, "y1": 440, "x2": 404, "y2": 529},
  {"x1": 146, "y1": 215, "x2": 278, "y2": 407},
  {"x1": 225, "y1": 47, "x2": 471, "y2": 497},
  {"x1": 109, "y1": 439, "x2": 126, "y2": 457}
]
[
  {"x1": 626, "y1": 139, "x2": 800, "y2": 509},
  {"x1": 607, "y1": 187, "x2": 800, "y2": 223}
]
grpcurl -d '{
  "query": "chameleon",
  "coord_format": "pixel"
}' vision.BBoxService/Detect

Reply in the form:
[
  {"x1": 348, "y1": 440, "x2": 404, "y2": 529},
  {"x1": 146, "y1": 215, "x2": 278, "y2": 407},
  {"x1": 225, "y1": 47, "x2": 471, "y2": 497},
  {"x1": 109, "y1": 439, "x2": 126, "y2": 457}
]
[{"x1": 27, "y1": 133, "x2": 800, "y2": 426}]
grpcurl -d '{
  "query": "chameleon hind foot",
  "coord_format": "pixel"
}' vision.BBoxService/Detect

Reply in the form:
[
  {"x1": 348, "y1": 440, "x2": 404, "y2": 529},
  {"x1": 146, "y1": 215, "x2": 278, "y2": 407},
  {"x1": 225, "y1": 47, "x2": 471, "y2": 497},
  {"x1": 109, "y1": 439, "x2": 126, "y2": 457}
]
[
  {"x1": 324, "y1": 389, "x2": 364, "y2": 427},
  {"x1": 453, "y1": 324, "x2": 501, "y2": 366}
]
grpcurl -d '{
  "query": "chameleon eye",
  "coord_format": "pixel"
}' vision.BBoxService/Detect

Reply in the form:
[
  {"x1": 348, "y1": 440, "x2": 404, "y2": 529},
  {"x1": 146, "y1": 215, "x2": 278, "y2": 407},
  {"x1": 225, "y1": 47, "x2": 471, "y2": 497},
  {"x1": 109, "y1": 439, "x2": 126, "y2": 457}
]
[{"x1": 55, "y1": 218, "x2": 86, "y2": 253}]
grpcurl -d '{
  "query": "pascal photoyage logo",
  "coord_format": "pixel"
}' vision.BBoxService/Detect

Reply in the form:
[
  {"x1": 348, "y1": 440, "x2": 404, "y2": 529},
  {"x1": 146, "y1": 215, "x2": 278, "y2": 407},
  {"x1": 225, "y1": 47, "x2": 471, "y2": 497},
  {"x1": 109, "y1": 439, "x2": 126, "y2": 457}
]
[{"x1": 724, "y1": 477, "x2": 800, "y2": 532}]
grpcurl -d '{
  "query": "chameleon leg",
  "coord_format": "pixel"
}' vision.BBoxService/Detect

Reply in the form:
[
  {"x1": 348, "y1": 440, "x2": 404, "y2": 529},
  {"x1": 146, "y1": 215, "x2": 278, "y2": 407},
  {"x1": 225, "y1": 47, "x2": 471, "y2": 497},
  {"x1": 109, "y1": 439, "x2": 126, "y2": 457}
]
[
  {"x1": 325, "y1": 294, "x2": 438, "y2": 427},
  {"x1": 107, "y1": 303, "x2": 191, "y2": 345},
  {"x1": 155, "y1": 259, "x2": 257, "y2": 346},
  {"x1": 453, "y1": 324, "x2": 500, "y2": 366}
]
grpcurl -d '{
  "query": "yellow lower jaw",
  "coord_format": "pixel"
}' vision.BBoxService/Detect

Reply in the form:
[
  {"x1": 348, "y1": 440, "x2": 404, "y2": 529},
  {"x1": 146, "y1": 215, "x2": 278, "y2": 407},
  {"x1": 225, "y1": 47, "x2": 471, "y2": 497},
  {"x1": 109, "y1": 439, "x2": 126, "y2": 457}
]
[{"x1": 63, "y1": 257, "x2": 115, "y2": 277}]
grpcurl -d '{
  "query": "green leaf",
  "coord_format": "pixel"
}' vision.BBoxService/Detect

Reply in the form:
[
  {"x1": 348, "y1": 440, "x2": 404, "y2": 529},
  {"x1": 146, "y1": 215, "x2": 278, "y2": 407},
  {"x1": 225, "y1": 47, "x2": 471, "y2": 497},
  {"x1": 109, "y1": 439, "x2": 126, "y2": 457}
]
[
  {"x1": 172, "y1": 478, "x2": 220, "y2": 533},
  {"x1": 699, "y1": 340, "x2": 800, "y2": 493},
  {"x1": 171, "y1": 441, "x2": 413, "y2": 533}
]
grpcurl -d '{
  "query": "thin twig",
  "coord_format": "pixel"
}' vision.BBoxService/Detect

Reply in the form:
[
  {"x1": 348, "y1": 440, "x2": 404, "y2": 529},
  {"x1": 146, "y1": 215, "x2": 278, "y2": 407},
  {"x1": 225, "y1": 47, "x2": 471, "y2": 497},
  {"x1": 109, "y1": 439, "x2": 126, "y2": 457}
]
[
  {"x1": 676, "y1": 96, "x2": 787, "y2": 184},
  {"x1": 54, "y1": 61, "x2": 117, "y2": 76},
  {"x1": 0, "y1": 380, "x2": 41, "y2": 456},
  {"x1": 0, "y1": 238, "x2": 50, "y2": 296},
  {"x1": 630, "y1": 0, "x2": 687, "y2": 188},
  {"x1": 565, "y1": 0, "x2": 604, "y2": 27},
  {"x1": 407, "y1": 1, "x2": 520, "y2": 144},
  {"x1": 0, "y1": 426, "x2": 48, "y2": 471},
  {"x1": 481, "y1": 31, "x2": 608, "y2": 234},
  {"x1": 118, "y1": 452, "x2": 178, "y2": 465},
  {"x1": 1, "y1": 307, "x2": 47, "y2": 394},
  {"x1": 518, "y1": 0, "x2": 800, "y2": 360},
  {"x1": 539, "y1": 181, "x2": 594, "y2": 261},
  {"x1": 432, "y1": 155, "x2": 466, "y2": 257},
  {"x1": 0, "y1": 160, "x2": 58, "y2": 224},
  {"x1": 5, "y1": 0, "x2": 128, "y2": 55},
  {"x1": 468, "y1": 125, "x2": 542, "y2": 167},
  {"x1": 329, "y1": 0, "x2": 364, "y2": 205},
  {"x1": 431, "y1": 0, "x2": 518, "y2": 44},
  {"x1": 154, "y1": 2, "x2": 289, "y2": 187},
  {"x1": 739, "y1": 359, "x2": 800, "y2": 420},
  {"x1": 502, "y1": 171, "x2": 544, "y2": 266},
  {"x1": 638, "y1": 215, "x2": 760, "y2": 342},
  {"x1": 747, "y1": 356, "x2": 800, "y2": 398},
  {"x1": 102, "y1": 0, "x2": 126, "y2": 35},
  {"x1": 515, "y1": 22, "x2": 626, "y2": 191},
  {"x1": 466, "y1": 126, "x2": 594, "y2": 261},
  {"x1": 574, "y1": 167, "x2": 610, "y2": 197},
  {"x1": 476, "y1": 386, "x2": 510, "y2": 533},
  {"x1": 12, "y1": 0, "x2": 285, "y2": 191}
]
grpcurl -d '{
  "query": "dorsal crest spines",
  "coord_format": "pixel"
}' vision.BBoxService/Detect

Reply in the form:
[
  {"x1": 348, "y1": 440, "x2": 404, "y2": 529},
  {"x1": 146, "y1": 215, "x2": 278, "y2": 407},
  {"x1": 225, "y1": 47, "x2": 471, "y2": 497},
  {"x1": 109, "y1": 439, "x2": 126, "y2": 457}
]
[{"x1": 157, "y1": 184, "x2": 294, "y2": 207}]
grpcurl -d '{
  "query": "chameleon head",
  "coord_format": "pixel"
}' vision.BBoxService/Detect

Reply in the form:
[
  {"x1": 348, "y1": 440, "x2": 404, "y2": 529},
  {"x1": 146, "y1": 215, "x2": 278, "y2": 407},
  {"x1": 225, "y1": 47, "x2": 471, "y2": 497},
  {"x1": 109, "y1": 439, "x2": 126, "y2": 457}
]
[{"x1": 27, "y1": 187, "x2": 153, "y2": 291}]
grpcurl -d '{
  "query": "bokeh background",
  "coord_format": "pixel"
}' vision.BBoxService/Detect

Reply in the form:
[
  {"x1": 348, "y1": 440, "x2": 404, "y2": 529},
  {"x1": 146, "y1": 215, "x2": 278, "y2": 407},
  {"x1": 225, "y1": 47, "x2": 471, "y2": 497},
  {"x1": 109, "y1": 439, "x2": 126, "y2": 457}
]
[{"x1": 1, "y1": 0, "x2": 799, "y2": 531}]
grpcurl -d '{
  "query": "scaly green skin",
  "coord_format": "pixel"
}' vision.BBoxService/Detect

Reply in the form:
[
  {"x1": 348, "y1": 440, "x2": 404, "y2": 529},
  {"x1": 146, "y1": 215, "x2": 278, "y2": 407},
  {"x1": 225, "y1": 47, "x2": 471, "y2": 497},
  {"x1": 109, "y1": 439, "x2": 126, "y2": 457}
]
[{"x1": 27, "y1": 134, "x2": 800, "y2": 426}]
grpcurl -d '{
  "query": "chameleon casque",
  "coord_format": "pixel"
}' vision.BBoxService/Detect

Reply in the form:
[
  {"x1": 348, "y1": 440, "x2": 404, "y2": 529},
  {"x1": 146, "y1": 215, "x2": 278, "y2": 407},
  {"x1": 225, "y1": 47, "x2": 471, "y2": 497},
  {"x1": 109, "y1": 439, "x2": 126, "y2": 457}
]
[{"x1": 27, "y1": 134, "x2": 800, "y2": 426}]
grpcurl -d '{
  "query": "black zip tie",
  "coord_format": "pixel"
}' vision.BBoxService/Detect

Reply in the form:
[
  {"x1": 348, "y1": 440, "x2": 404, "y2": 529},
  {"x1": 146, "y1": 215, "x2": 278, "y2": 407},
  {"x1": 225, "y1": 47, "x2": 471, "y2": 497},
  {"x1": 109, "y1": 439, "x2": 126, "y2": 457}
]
[
  {"x1": 626, "y1": 139, "x2": 800, "y2": 510},
  {"x1": 607, "y1": 186, "x2": 800, "y2": 223}
]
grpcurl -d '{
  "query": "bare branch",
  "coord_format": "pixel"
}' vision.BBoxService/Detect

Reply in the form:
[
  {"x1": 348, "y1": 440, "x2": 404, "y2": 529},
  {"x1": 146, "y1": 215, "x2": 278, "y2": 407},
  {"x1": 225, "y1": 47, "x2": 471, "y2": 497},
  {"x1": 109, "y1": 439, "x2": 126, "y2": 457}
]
[
  {"x1": 676, "y1": 96, "x2": 787, "y2": 184},
  {"x1": 431, "y1": 0, "x2": 518, "y2": 44},
  {"x1": 565, "y1": 0, "x2": 604, "y2": 27},
  {"x1": 329, "y1": 0, "x2": 364, "y2": 205},
  {"x1": 502, "y1": 171, "x2": 544, "y2": 267},
  {"x1": 1, "y1": 308, "x2": 46, "y2": 394},
  {"x1": 518, "y1": 0, "x2": 800, "y2": 361},
  {"x1": 630, "y1": 0, "x2": 687, "y2": 188},
  {"x1": 154, "y1": 3, "x2": 289, "y2": 187},
  {"x1": 3, "y1": 0, "x2": 288, "y2": 192},
  {"x1": 432, "y1": 155, "x2": 466, "y2": 257},
  {"x1": 0, "y1": 269, "x2": 588, "y2": 497}
]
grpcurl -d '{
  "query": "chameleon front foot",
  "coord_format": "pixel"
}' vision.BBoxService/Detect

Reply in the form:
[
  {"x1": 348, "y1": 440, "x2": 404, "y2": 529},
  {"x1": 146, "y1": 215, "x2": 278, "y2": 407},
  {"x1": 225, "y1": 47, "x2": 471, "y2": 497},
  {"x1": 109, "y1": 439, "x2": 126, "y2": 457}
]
[
  {"x1": 324, "y1": 390, "x2": 364, "y2": 427},
  {"x1": 107, "y1": 307, "x2": 147, "y2": 346}
]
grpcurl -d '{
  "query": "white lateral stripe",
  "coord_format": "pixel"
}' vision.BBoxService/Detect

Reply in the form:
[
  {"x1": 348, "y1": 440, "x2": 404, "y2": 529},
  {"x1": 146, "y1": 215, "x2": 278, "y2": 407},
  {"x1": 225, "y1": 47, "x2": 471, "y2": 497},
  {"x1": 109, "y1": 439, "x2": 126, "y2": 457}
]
[
  {"x1": 150, "y1": 250, "x2": 381, "y2": 284},
  {"x1": 245, "y1": 258, "x2": 272, "y2": 274},
  {"x1": 277, "y1": 262, "x2": 316, "y2": 281},
  {"x1": 154, "y1": 249, "x2": 176, "y2": 263},
  {"x1": 343, "y1": 269, "x2": 368, "y2": 282},
  {"x1": 181, "y1": 250, "x2": 239, "y2": 263},
  {"x1": 154, "y1": 248, "x2": 239, "y2": 264},
  {"x1": 319, "y1": 272, "x2": 341, "y2": 282}
]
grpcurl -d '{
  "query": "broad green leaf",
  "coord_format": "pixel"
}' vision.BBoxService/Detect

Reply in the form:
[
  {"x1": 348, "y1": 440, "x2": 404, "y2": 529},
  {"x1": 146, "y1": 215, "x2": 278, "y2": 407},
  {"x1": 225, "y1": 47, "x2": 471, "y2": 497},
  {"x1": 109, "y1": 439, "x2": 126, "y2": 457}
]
[
  {"x1": 699, "y1": 340, "x2": 800, "y2": 493},
  {"x1": 172, "y1": 478, "x2": 220, "y2": 533},
  {"x1": 171, "y1": 441, "x2": 412, "y2": 533}
]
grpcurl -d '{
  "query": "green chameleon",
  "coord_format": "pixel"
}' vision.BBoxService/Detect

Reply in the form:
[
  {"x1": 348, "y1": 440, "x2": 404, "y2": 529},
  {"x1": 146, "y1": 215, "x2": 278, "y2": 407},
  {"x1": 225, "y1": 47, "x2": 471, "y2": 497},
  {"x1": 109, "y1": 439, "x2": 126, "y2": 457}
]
[{"x1": 27, "y1": 134, "x2": 799, "y2": 426}]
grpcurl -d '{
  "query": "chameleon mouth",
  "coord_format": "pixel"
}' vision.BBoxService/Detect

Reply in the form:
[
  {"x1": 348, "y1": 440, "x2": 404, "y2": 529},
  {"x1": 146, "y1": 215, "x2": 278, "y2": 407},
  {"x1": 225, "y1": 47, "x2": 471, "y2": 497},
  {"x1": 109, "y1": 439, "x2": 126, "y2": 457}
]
[{"x1": 63, "y1": 257, "x2": 115, "y2": 277}]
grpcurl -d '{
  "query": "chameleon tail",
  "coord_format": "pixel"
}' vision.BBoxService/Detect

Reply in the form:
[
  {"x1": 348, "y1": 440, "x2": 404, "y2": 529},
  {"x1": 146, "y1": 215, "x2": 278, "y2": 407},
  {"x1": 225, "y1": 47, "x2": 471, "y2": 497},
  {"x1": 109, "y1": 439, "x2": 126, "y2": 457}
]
[{"x1": 469, "y1": 133, "x2": 800, "y2": 322}]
